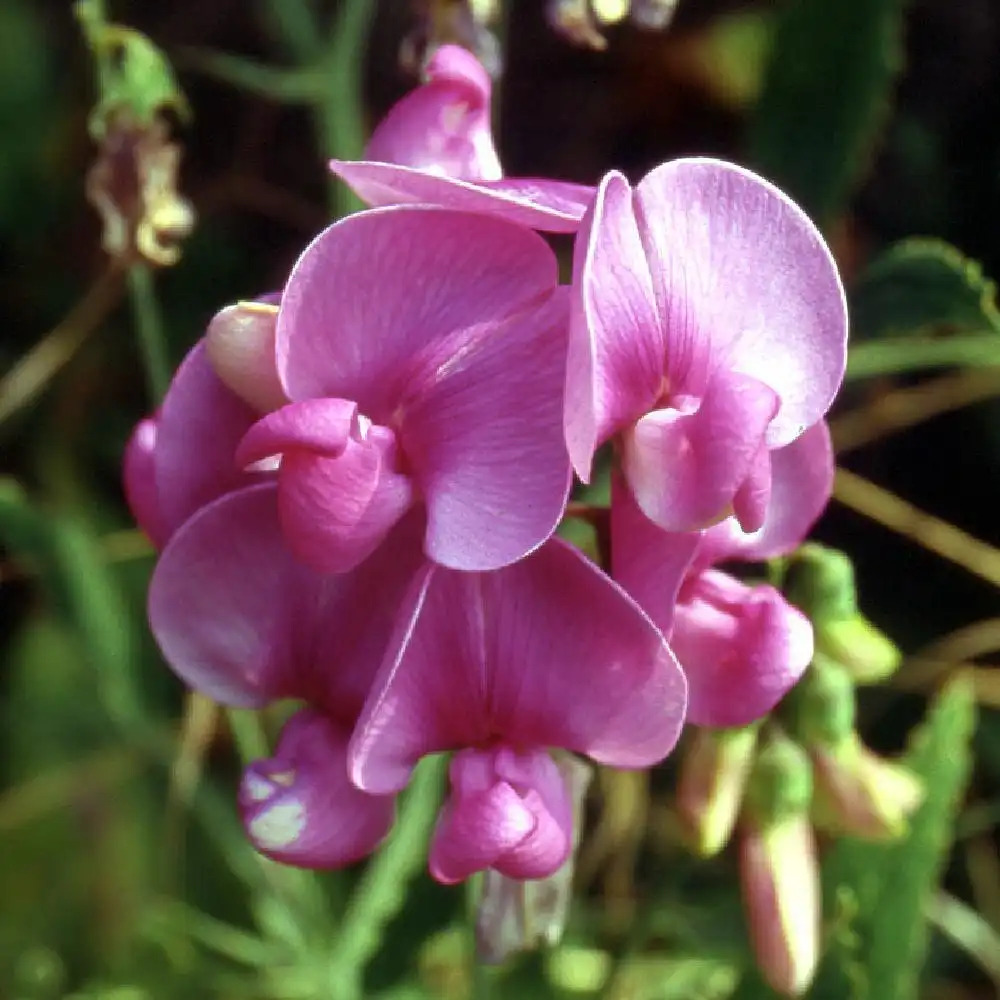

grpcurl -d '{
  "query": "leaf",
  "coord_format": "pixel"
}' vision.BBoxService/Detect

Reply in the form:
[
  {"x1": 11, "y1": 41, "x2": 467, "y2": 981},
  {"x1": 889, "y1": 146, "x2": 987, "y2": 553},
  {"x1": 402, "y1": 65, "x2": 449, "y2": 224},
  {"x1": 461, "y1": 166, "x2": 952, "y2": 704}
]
[
  {"x1": 748, "y1": 0, "x2": 908, "y2": 226},
  {"x1": 809, "y1": 675, "x2": 977, "y2": 1000},
  {"x1": 851, "y1": 238, "x2": 1000, "y2": 340}
]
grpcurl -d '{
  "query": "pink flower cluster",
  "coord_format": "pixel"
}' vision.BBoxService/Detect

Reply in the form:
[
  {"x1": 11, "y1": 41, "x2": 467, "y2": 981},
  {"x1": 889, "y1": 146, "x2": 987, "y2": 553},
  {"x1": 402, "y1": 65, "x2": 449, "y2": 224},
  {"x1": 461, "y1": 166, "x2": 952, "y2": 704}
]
[{"x1": 125, "y1": 47, "x2": 847, "y2": 882}]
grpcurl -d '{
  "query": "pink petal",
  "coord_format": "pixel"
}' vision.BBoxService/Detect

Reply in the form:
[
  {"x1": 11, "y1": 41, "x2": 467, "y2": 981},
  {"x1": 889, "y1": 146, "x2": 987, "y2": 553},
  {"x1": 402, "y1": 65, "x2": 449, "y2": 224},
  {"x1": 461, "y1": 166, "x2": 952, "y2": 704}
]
[
  {"x1": 565, "y1": 171, "x2": 664, "y2": 482},
  {"x1": 365, "y1": 44, "x2": 501, "y2": 181},
  {"x1": 621, "y1": 368, "x2": 780, "y2": 533},
  {"x1": 672, "y1": 569, "x2": 813, "y2": 727},
  {"x1": 429, "y1": 746, "x2": 572, "y2": 884},
  {"x1": 349, "y1": 538, "x2": 687, "y2": 794},
  {"x1": 154, "y1": 340, "x2": 264, "y2": 538},
  {"x1": 609, "y1": 472, "x2": 701, "y2": 637},
  {"x1": 276, "y1": 207, "x2": 559, "y2": 412},
  {"x1": 204, "y1": 301, "x2": 287, "y2": 413},
  {"x1": 633, "y1": 158, "x2": 847, "y2": 446},
  {"x1": 235, "y1": 398, "x2": 360, "y2": 465},
  {"x1": 700, "y1": 420, "x2": 834, "y2": 565},
  {"x1": 148, "y1": 483, "x2": 427, "y2": 716},
  {"x1": 240, "y1": 708, "x2": 395, "y2": 868},
  {"x1": 123, "y1": 416, "x2": 168, "y2": 548},
  {"x1": 328, "y1": 161, "x2": 594, "y2": 233},
  {"x1": 402, "y1": 289, "x2": 571, "y2": 570}
]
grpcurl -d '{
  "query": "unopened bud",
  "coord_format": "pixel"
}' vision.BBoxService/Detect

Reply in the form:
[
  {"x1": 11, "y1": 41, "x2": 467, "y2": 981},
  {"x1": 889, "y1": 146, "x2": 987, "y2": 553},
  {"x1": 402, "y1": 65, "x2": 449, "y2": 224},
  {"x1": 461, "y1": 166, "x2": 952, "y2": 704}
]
[
  {"x1": 816, "y1": 615, "x2": 902, "y2": 685},
  {"x1": 676, "y1": 725, "x2": 759, "y2": 857},
  {"x1": 739, "y1": 813, "x2": 820, "y2": 997},
  {"x1": 811, "y1": 734, "x2": 923, "y2": 840},
  {"x1": 475, "y1": 752, "x2": 592, "y2": 963},
  {"x1": 205, "y1": 301, "x2": 285, "y2": 413},
  {"x1": 787, "y1": 655, "x2": 856, "y2": 748},
  {"x1": 783, "y1": 543, "x2": 857, "y2": 623},
  {"x1": 743, "y1": 731, "x2": 813, "y2": 826}
]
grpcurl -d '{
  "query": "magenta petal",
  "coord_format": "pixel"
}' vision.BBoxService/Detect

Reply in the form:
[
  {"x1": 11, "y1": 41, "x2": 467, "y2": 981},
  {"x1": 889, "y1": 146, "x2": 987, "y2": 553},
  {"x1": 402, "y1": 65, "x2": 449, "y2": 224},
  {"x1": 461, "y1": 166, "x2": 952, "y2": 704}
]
[
  {"x1": 276, "y1": 431, "x2": 414, "y2": 574},
  {"x1": 622, "y1": 369, "x2": 780, "y2": 533},
  {"x1": 155, "y1": 341, "x2": 263, "y2": 538},
  {"x1": 235, "y1": 399, "x2": 360, "y2": 466},
  {"x1": 673, "y1": 569, "x2": 814, "y2": 727},
  {"x1": 429, "y1": 746, "x2": 572, "y2": 884},
  {"x1": 634, "y1": 158, "x2": 847, "y2": 445},
  {"x1": 349, "y1": 538, "x2": 687, "y2": 794},
  {"x1": 731, "y1": 437, "x2": 772, "y2": 535},
  {"x1": 123, "y1": 416, "x2": 168, "y2": 548},
  {"x1": 277, "y1": 207, "x2": 559, "y2": 411},
  {"x1": 364, "y1": 44, "x2": 501, "y2": 181},
  {"x1": 565, "y1": 171, "x2": 664, "y2": 481},
  {"x1": 328, "y1": 161, "x2": 594, "y2": 233},
  {"x1": 609, "y1": 472, "x2": 701, "y2": 637},
  {"x1": 404, "y1": 289, "x2": 572, "y2": 570},
  {"x1": 240, "y1": 709, "x2": 395, "y2": 868},
  {"x1": 148, "y1": 483, "x2": 428, "y2": 716}
]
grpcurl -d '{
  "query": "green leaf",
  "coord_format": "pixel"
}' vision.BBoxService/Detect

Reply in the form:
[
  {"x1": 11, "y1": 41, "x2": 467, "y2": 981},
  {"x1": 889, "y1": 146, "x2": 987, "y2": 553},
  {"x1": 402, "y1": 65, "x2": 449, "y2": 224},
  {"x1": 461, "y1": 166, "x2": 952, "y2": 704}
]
[
  {"x1": 748, "y1": 0, "x2": 908, "y2": 226},
  {"x1": 809, "y1": 675, "x2": 977, "y2": 1000},
  {"x1": 852, "y1": 238, "x2": 1000, "y2": 340}
]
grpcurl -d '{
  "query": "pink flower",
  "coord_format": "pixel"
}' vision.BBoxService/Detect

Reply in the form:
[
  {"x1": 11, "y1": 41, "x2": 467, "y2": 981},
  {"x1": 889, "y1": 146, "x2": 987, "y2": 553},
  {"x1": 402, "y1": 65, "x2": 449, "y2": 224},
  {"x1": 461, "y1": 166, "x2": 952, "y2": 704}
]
[
  {"x1": 148, "y1": 482, "x2": 429, "y2": 865},
  {"x1": 612, "y1": 422, "x2": 832, "y2": 726},
  {"x1": 246, "y1": 205, "x2": 572, "y2": 573},
  {"x1": 566, "y1": 160, "x2": 847, "y2": 535},
  {"x1": 329, "y1": 45, "x2": 595, "y2": 233},
  {"x1": 348, "y1": 538, "x2": 687, "y2": 883}
]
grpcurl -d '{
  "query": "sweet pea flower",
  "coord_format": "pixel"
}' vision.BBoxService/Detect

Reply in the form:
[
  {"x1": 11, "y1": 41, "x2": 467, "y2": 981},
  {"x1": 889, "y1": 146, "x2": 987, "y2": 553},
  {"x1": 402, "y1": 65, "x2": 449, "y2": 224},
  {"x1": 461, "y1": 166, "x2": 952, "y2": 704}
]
[
  {"x1": 566, "y1": 159, "x2": 847, "y2": 535},
  {"x1": 149, "y1": 482, "x2": 430, "y2": 865},
  {"x1": 613, "y1": 422, "x2": 833, "y2": 727},
  {"x1": 330, "y1": 45, "x2": 595, "y2": 233},
  {"x1": 242, "y1": 205, "x2": 572, "y2": 574},
  {"x1": 348, "y1": 537, "x2": 687, "y2": 883}
]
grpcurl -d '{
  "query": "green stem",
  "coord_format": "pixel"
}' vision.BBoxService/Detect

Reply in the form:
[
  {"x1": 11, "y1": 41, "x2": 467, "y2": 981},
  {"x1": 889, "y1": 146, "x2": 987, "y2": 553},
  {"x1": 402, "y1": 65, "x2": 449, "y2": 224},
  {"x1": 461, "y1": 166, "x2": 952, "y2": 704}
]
[
  {"x1": 316, "y1": 0, "x2": 373, "y2": 217},
  {"x1": 226, "y1": 708, "x2": 271, "y2": 763},
  {"x1": 127, "y1": 263, "x2": 171, "y2": 403},
  {"x1": 846, "y1": 333, "x2": 1000, "y2": 380},
  {"x1": 326, "y1": 755, "x2": 446, "y2": 999}
]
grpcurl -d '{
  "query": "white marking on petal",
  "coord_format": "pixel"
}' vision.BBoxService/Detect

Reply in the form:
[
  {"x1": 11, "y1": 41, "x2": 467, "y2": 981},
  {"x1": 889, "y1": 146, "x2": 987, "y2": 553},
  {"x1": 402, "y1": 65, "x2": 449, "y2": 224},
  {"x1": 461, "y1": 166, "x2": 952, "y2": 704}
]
[{"x1": 250, "y1": 800, "x2": 307, "y2": 850}]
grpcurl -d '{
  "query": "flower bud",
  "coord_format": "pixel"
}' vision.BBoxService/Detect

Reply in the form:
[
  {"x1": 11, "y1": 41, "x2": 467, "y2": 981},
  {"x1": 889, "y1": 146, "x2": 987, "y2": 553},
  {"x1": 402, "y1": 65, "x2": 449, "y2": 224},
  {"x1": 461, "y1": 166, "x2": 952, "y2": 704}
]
[
  {"x1": 743, "y1": 730, "x2": 813, "y2": 827},
  {"x1": 810, "y1": 733, "x2": 923, "y2": 840},
  {"x1": 816, "y1": 615, "x2": 902, "y2": 685},
  {"x1": 786, "y1": 655, "x2": 856, "y2": 748},
  {"x1": 676, "y1": 724, "x2": 759, "y2": 857},
  {"x1": 783, "y1": 544, "x2": 901, "y2": 683},
  {"x1": 783, "y1": 543, "x2": 857, "y2": 623},
  {"x1": 739, "y1": 813, "x2": 820, "y2": 997}
]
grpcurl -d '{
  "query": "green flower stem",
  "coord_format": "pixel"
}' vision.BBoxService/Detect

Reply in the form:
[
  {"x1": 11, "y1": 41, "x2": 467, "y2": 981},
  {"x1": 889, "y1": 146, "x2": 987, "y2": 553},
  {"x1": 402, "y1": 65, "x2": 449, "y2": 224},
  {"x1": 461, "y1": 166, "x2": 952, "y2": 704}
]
[
  {"x1": 846, "y1": 333, "x2": 1000, "y2": 380},
  {"x1": 327, "y1": 755, "x2": 447, "y2": 999},
  {"x1": 126, "y1": 263, "x2": 171, "y2": 403},
  {"x1": 315, "y1": 0, "x2": 373, "y2": 217}
]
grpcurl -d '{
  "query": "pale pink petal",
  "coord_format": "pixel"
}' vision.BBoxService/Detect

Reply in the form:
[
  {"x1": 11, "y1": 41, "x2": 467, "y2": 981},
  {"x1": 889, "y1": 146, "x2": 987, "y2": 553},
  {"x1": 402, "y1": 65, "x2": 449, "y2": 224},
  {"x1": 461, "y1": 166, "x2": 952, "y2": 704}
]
[
  {"x1": 148, "y1": 483, "x2": 427, "y2": 717},
  {"x1": 700, "y1": 420, "x2": 834, "y2": 565},
  {"x1": 633, "y1": 158, "x2": 847, "y2": 446},
  {"x1": 609, "y1": 472, "x2": 701, "y2": 637},
  {"x1": 240, "y1": 709, "x2": 395, "y2": 868},
  {"x1": 429, "y1": 746, "x2": 572, "y2": 884},
  {"x1": 328, "y1": 161, "x2": 593, "y2": 233},
  {"x1": 731, "y1": 437, "x2": 772, "y2": 535},
  {"x1": 349, "y1": 538, "x2": 687, "y2": 794},
  {"x1": 276, "y1": 207, "x2": 559, "y2": 412},
  {"x1": 123, "y1": 416, "x2": 168, "y2": 548},
  {"x1": 402, "y1": 289, "x2": 571, "y2": 570},
  {"x1": 621, "y1": 369, "x2": 779, "y2": 533},
  {"x1": 154, "y1": 341, "x2": 263, "y2": 537},
  {"x1": 365, "y1": 44, "x2": 501, "y2": 181},
  {"x1": 672, "y1": 569, "x2": 813, "y2": 727},
  {"x1": 565, "y1": 171, "x2": 664, "y2": 482},
  {"x1": 204, "y1": 301, "x2": 287, "y2": 413}
]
